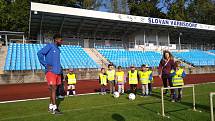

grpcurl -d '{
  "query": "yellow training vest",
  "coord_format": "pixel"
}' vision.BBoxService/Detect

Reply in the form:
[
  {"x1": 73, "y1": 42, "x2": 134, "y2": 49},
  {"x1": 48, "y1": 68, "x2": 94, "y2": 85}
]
[
  {"x1": 171, "y1": 68, "x2": 184, "y2": 86},
  {"x1": 116, "y1": 71, "x2": 124, "y2": 83},
  {"x1": 138, "y1": 70, "x2": 150, "y2": 84},
  {"x1": 128, "y1": 70, "x2": 138, "y2": 84},
  {"x1": 99, "y1": 73, "x2": 107, "y2": 85},
  {"x1": 67, "y1": 73, "x2": 76, "y2": 85},
  {"x1": 106, "y1": 70, "x2": 115, "y2": 81}
]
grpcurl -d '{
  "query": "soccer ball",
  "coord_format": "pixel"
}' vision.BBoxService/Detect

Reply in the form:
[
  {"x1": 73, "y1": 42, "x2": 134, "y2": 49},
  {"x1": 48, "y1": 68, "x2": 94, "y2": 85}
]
[
  {"x1": 128, "y1": 93, "x2": 135, "y2": 100},
  {"x1": 113, "y1": 91, "x2": 120, "y2": 98}
]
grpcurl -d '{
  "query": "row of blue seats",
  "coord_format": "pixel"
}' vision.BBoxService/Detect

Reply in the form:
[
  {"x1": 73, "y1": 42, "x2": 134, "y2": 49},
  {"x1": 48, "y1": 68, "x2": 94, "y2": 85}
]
[
  {"x1": 95, "y1": 45, "x2": 124, "y2": 49},
  {"x1": 173, "y1": 50, "x2": 215, "y2": 66},
  {"x1": 4, "y1": 43, "x2": 100, "y2": 71},
  {"x1": 208, "y1": 50, "x2": 215, "y2": 54},
  {"x1": 98, "y1": 50, "x2": 162, "y2": 67}
]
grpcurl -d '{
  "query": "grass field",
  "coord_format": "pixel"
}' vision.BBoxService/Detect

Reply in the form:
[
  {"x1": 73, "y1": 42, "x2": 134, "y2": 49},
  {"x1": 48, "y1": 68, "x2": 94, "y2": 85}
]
[{"x1": 0, "y1": 83, "x2": 214, "y2": 121}]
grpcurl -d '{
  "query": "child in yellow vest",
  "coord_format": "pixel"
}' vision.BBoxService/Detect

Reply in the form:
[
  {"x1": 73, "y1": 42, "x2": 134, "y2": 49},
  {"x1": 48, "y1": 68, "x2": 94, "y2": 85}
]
[
  {"x1": 65, "y1": 69, "x2": 77, "y2": 96},
  {"x1": 170, "y1": 61, "x2": 186, "y2": 102},
  {"x1": 138, "y1": 64, "x2": 152, "y2": 96},
  {"x1": 99, "y1": 68, "x2": 107, "y2": 95},
  {"x1": 115, "y1": 66, "x2": 125, "y2": 94},
  {"x1": 127, "y1": 65, "x2": 138, "y2": 94},
  {"x1": 106, "y1": 64, "x2": 116, "y2": 94}
]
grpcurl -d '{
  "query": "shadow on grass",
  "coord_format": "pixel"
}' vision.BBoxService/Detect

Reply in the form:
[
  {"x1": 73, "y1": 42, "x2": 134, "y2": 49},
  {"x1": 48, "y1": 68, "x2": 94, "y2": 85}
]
[
  {"x1": 138, "y1": 101, "x2": 187, "y2": 120},
  {"x1": 56, "y1": 98, "x2": 65, "y2": 108},
  {"x1": 112, "y1": 113, "x2": 125, "y2": 121},
  {"x1": 138, "y1": 101, "x2": 161, "y2": 114},
  {"x1": 180, "y1": 101, "x2": 210, "y2": 112}
]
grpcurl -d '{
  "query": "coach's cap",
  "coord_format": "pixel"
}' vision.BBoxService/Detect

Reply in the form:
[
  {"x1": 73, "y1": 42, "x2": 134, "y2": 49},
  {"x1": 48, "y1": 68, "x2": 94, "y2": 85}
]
[{"x1": 130, "y1": 65, "x2": 135, "y2": 68}]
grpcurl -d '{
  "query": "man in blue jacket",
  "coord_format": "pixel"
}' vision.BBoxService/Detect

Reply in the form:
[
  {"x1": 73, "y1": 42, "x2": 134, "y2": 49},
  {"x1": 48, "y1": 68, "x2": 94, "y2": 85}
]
[{"x1": 37, "y1": 33, "x2": 63, "y2": 114}]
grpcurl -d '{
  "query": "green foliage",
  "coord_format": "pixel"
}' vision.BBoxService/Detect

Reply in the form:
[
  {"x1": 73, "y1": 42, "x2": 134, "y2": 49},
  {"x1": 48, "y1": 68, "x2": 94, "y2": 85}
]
[
  {"x1": 128, "y1": 0, "x2": 215, "y2": 24},
  {"x1": 0, "y1": 0, "x2": 214, "y2": 34},
  {"x1": 128, "y1": 0, "x2": 166, "y2": 18},
  {"x1": 0, "y1": 0, "x2": 29, "y2": 32},
  {"x1": 186, "y1": 0, "x2": 215, "y2": 24},
  {"x1": 0, "y1": 0, "x2": 103, "y2": 34}
]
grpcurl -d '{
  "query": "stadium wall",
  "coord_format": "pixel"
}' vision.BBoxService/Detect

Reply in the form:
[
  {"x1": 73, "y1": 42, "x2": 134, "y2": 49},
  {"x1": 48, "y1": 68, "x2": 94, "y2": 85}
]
[{"x1": 0, "y1": 67, "x2": 215, "y2": 84}]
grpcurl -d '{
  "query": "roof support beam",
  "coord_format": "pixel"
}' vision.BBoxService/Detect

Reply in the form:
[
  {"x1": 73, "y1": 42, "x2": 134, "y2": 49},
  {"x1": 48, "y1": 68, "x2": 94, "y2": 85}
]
[
  {"x1": 39, "y1": 14, "x2": 44, "y2": 43},
  {"x1": 122, "y1": 25, "x2": 137, "y2": 37},
  {"x1": 59, "y1": 16, "x2": 65, "y2": 34},
  {"x1": 77, "y1": 19, "x2": 84, "y2": 34},
  {"x1": 93, "y1": 21, "x2": 104, "y2": 36},
  {"x1": 109, "y1": 22, "x2": 121, "y2": 35}
]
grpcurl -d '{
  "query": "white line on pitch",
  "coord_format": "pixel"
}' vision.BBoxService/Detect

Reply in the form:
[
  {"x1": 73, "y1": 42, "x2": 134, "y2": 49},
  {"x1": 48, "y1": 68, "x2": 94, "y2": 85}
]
[{"x1": 0, "y1": 92, "x2": 99, "y2": 104}]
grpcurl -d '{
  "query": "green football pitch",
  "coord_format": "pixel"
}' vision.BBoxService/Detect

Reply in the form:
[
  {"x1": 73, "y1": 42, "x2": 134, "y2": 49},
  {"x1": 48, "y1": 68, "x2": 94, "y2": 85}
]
[{"x1": 0, "y1": 83, "x2": 214, "y2": 121}]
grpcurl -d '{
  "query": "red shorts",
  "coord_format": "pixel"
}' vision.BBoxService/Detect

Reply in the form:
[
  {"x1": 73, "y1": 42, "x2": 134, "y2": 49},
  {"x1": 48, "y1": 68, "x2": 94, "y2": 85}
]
[{"x1": 46, "y1": 71, "x2": 61, "y2": 85}]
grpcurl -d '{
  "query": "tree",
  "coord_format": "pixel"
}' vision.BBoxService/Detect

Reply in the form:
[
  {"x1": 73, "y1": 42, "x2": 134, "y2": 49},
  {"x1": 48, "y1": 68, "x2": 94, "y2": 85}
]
[
  {"x1": 0, "y1": 0, "x2": 103, "y2": 33},
  {"x1": 186, "y1": 0, "x2": 215, "y2": 24},
  {"x1": 167, "y1": 0, "x2": 187, "y2": 21},
  {"x1": 0, "y1": 0, "x2": 9, "y2": 31},
  {"x1": 128, "y1": 0, "x2": 166, "y2": 18}
]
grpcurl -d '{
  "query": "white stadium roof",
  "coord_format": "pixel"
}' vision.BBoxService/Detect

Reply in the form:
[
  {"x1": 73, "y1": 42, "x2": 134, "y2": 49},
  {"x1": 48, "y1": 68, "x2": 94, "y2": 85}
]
[{"x1": 29, "y1": 2, "x2": 215, "y2": 39}]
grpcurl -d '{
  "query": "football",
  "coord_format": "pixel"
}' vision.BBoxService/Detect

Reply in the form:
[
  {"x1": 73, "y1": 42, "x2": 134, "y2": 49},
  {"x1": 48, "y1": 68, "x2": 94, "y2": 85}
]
[
  {"x1": 128, "y1": 93, "x2": 135, "y2": 100},
  {"x1": 113, "y1": 91, "x2": 120, "y2": 98}
]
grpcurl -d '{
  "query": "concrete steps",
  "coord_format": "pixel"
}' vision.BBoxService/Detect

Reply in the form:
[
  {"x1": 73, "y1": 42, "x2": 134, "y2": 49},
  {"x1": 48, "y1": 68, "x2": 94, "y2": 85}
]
[
  {"x1": 0, "y1": 46, "x2": 7, "y2": 74},
  {"x1": 84, "y1": 48, "x2": 109, "y2": 68}
]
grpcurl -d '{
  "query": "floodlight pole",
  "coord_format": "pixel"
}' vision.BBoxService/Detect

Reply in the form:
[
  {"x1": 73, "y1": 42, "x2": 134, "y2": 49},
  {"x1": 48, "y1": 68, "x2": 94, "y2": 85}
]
[
  {"x1": 5, "y1": 34, "x2": 8, "y2": 47},
  {"x1": 143, "y1": 31, "x2": 146, "y2": 46},
  {"x1": 178, "y1": 33, "x2": 182, "y2": 50},
  {"x1": 167, "y1": 32, "x2": 170, "y2": 50},
  {"x1": 22, "y1": 35, "x2": 25, "y2": 44},
  {"x1": 156, "y1": 32, "x2": 158, "y2": 48}
]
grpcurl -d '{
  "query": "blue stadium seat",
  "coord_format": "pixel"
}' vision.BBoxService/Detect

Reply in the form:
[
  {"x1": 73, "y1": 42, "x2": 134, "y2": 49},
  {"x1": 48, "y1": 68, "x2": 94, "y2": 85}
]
[
  {"x1": 173, "y1": 50, "x2": 215, "y2": 66},
  {"x1": 98, "y1": 49, "x2": 162, "y2": 68},
  {"x1": 4, "y1": 43, "x2": 100, "y2": 71},
  {"x1": 208, "y1": 50, "x2": 215, "y2": 54}
]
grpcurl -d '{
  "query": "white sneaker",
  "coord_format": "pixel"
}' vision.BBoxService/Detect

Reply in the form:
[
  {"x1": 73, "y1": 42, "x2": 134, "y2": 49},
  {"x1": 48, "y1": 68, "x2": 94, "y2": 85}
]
[{"x1": 48, "y1": 108, "x2": 52, "y2": 112}]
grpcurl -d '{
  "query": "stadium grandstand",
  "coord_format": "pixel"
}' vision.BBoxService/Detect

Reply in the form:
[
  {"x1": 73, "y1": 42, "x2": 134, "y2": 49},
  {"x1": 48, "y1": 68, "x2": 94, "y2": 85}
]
[
  {"x1": 0, "y1": 2, "x2": 215, "y2": 85},
  {"x1": 1, "y1": 2, "x2": 215, "y2": 121}
]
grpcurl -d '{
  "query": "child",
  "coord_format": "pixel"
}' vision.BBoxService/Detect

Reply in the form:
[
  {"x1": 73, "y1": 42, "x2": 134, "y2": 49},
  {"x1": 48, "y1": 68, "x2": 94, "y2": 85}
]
[
  {"x1": 65, "y1": 69, "x2": 77, "y2": 96},
  {"x1": 170, "y1": 61, "x2": 186, "y2": 102},
  {"x1": 127, "y1": 65, "x2": 138, "y2": 94},
  {"x1": 99, "y1": 68, "x2": 107, "y2": 95},
  {"x1": 148, "y1": 67, "x2": 153, "y2": 95},
  {"x1": 106, "y1": 64, "x2": 116, "y2": 94},
  {"x1": 115, "y1": 66, "x2": 125, "y2": 94},
  {"x1": 138, "y1": 64, "x2": 152, "y2": 96}
]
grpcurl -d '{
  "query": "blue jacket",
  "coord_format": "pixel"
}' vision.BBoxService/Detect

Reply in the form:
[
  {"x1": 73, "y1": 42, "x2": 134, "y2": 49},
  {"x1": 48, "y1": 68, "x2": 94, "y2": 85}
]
[
  {"x1": 37, "y1": 43, "x2": 62, "y2": 74},
  {"x1": 170, "y1": 68, "x2": 186, "y2": 78}
]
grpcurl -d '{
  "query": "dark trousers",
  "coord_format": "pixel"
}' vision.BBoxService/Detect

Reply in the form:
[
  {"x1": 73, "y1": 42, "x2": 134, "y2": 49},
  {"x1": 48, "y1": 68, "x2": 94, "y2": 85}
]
[
  {"x1": 148, "y1": 83, "x2": 152, "y2": 95},
  {"x1": 173, "y1": 88, "x2": 182, "y2": 100},
  {"x1": 56, "y1": 82, "x2": 65, "y2": 96},
  {"x1": 130, "y1": 84, "x2": 137, "y2": 94},
  {"x1": 162, "y1": 75, "x2": 173, "y2": 95}
]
